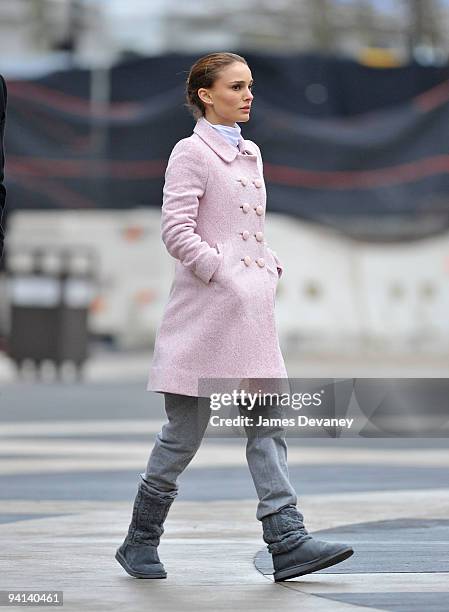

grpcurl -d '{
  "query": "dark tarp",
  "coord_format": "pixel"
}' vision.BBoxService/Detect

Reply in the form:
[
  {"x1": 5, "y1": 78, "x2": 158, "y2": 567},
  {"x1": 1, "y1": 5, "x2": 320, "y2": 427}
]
[{"x1": 4, "y1": 52, "x2": 449, "y2": 243}]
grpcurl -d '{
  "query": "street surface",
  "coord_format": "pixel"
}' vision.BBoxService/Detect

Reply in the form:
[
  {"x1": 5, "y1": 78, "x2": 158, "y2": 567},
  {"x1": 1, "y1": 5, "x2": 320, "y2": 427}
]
[{"x1": 1, "y1": 349, "x2": 448, "y2": 611}]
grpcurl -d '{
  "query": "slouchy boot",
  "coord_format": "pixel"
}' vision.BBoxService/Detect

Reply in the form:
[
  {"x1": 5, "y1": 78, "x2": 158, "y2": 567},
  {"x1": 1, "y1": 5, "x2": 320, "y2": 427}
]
[
  {"x1": 115, "y1": 479, "x2": 175, "y2": 579},
  {"x1": 262, "y1": 505, "x2": 354, "y2": 582}
]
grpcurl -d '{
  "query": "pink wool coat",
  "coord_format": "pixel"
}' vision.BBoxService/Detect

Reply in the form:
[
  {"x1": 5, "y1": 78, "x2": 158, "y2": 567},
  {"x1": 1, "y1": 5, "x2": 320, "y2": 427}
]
[{"x1": 147, "y1": 116, "x2": 288, "y2": 398}]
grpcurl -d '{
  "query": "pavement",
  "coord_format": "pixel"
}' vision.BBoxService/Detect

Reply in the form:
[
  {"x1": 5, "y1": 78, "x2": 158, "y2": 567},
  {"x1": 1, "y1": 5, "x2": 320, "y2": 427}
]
[{"x1": 1, "y1": 348, "x2": 449, "y2": 611}]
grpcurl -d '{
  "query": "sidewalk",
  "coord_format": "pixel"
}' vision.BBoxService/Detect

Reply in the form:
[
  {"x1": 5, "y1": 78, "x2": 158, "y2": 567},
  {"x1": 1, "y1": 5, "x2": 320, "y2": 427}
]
[
  {"x1": 2, "y1": 490, "x2": 449, "y2": 611},
  {"x1": 1, "y1": 349, "x2": 449, "y2": 611}
]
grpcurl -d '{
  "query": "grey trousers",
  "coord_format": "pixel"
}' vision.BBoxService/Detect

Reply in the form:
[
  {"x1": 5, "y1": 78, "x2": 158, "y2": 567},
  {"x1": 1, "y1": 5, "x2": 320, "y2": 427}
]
[{"x1": 141, "y1": 392, "x2": 298, "y2": 521}]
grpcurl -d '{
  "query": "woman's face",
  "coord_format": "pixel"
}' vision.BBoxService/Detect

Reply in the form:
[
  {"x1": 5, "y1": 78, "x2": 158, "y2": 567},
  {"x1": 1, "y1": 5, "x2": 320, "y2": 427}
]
[{"x1": 198, "y1": 62, "x2": 254, "y2": 127}]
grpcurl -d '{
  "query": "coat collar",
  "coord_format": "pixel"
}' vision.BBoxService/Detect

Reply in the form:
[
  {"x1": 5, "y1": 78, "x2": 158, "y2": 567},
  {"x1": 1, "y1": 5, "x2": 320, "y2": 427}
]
[{"x1": 193, "y1": 116, "x2": 256, "y2": 162}]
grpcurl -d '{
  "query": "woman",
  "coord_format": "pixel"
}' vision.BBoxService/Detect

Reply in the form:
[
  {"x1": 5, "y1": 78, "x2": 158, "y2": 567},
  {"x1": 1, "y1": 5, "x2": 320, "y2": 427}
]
[{"x1": 115, "y1": 52, "x2": 353, "y2": 582}]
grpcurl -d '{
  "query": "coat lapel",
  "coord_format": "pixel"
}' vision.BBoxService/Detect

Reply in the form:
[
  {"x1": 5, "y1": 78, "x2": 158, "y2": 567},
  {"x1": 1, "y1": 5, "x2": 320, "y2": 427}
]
[{"x1": 193, "y1": 116, "x2": 256, "y2": 162}]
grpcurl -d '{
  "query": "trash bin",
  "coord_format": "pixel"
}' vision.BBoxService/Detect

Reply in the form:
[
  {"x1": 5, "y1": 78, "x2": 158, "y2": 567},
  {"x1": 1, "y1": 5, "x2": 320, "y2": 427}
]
[{"x1": 6, "y1": 246, "x2": 97, "y2": 379}]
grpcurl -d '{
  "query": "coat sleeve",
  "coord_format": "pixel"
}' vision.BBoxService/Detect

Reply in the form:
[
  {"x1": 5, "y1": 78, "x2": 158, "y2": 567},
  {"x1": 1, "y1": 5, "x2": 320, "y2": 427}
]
[
  {"x1": 0, "y1": 75, "x2": 7, "y2": 262},
  {"x1": 161, "y1": 138, "x2": 221, "y2": 284},
  {"x1": 252, "y1": 141, "x2": 284, "y2": 279}
]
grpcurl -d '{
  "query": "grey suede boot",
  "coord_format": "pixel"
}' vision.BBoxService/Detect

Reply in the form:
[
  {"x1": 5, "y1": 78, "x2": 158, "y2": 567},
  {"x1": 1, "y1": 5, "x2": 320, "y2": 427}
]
[
  {"x1": 115, "y1": 479, "x2": 175, "y2": 579},
  {"x1": 262, "y1": 505, "x2": 354, "y2": 582}
]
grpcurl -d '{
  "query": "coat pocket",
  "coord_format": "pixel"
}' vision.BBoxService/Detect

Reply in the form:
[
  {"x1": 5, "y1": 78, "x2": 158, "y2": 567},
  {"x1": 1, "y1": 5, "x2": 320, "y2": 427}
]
[
  {"x1": 211, "y1": 242, "x2": 225, "y2": 283},
  {"x1": 266, "y1": 249, "x2": 280, "y2": 283},
  {"x1": 266, "y1": 247, "x2": 283, "y2": 280}
]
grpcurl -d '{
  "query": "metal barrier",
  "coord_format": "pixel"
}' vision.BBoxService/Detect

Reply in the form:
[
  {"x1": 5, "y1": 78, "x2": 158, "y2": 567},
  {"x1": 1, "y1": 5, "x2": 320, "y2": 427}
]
[{"x1": 6, "y1": 246, "x2": 97, "y2": 380}]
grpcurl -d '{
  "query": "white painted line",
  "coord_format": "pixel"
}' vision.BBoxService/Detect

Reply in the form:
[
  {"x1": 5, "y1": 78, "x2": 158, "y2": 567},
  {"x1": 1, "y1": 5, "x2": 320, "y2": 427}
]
[
  {"x1": 1, "y1": 442, "x2": 449, "y2": 474},
  {"x1": 0, "y1": 420, "x2": 165, "y2": 436}
]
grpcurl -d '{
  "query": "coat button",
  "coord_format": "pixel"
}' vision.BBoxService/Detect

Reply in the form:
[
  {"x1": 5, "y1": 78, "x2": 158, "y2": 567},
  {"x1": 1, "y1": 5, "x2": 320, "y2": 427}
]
[
  {"x1": 239, "y1": 177, "x2": 249, "y2": 186},
  {"x1": 255, "y1": 205, "x2": 264, "y2": 216},
  {"x1": 241, "y1": 202, "x2": 250, "y2": 213},
  {"x1": 242, "y1": 230, "x2": 250, "y2": 240},
  {"x1": 256, "y1": 257, "x2": 265, "y2": 268},
  {"x1": 243, "y1": 255, "x2": 252, "y2": 267},
  {"x1": 253, "y1": 178, "x2": 262, "y2": 188},
  {"x1": 255, "y1": 231, "x2": 264, "y2": 242}
]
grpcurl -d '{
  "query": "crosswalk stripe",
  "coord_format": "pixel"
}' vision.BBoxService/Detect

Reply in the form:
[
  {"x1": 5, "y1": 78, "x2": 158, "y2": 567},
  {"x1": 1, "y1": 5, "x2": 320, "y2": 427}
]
[
  {"x1": 1, "y1": 441, "x2": 449, "y2": 474},
  {"x1": 0, "y1": 420, "x2": 165, "y2": 436}
]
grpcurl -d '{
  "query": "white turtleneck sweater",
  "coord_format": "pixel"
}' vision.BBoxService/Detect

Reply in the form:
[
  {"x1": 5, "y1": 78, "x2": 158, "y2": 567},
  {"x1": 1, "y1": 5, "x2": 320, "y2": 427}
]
[{"x1": 205, "y1": 118, "x2": 242, "y2": 148}]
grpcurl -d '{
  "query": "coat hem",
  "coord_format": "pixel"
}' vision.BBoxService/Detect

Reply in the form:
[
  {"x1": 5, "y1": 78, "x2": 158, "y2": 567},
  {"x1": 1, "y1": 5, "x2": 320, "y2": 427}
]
[
  {"x1": 147, "y1": 367, "x2": 201, "y2": 398},
  {"x1": 147, "y1": 366, "x2": 290, "y2": 399}
]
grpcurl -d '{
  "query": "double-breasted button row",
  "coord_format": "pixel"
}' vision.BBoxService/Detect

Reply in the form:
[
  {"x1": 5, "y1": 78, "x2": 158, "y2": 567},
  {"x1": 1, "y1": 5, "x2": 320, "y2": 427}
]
[
  {"x1": 240, "y1": 202, "x2": 264, "y2": 216},
  {"x1": 238, "y1": 174, "x2": 265, "y2": 268},
  {"x1": 240, "y1": 231, "x2": 264, "y2": 242},
  {"x1": 241, "y1": 256, "x2": 265, "y2": 268},
  {"x1": 238, "y1": 176, "x2": 263, "y2": 188}
]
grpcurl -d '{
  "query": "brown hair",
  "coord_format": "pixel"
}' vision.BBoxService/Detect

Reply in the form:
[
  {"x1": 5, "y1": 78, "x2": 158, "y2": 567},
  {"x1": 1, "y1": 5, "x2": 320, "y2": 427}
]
[{"x1": 185, "y1": 52, "x2": 248, "y2": 120}]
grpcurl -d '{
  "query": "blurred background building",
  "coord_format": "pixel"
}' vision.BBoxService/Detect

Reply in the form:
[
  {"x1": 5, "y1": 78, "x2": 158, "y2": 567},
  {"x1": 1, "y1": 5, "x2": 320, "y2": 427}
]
[
  {"x1": 1, "y1": 0, "x2": 449, "y2": 375},
  {"x1": 1, "y1": 0, "x2": 449, "y2": 70}
]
